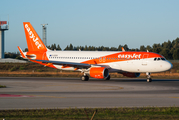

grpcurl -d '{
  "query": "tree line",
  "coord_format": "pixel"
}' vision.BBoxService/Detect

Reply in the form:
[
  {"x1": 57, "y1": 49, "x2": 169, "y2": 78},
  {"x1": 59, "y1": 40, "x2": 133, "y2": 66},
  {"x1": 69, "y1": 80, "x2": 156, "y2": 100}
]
[
  {"x1": 47, "y1": 38, "x2": 179, "y2": 60},
  {"x1": 4, "y1": 37, "x2": 179, "y2": 60}
]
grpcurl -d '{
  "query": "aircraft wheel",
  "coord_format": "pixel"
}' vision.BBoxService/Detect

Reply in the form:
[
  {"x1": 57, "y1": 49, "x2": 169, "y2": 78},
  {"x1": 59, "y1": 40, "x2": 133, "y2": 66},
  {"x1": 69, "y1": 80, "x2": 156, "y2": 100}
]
[
  {"x1": 81, "y1": 75, "x2": 89, "y2": 81},
  {"x1": 147, "y1": 78, "x2": 152, "y2": 82}
]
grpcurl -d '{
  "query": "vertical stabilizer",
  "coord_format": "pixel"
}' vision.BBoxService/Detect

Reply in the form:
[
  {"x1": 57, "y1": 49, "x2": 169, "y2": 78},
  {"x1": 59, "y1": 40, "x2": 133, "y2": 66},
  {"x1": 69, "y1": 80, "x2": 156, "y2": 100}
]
[{"x1": 23, "y1": 22, "x2": 47, "y2": 52}]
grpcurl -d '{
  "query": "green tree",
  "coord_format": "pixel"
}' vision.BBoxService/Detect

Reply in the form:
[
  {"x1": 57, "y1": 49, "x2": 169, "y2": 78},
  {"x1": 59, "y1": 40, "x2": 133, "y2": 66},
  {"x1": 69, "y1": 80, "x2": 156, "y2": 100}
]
[
  {"x1": 146, "y1": 45, "x2": 152, "y2": 52},
  {"x1": 123, "y1": 44, "x2": 129, "y2": 51},
  {"x1": 140, "y1": 45, "x2": 146, "y2": 51},
  {"x1": 102, "y1": 47, "x2": 109, "y2": 51},
  {"x1": 162, "y1": 40, "x2": 172, "y2": 49},
  {"x1": 152, "y1": 43, "x2": 161, "y2": 53},
  {"x1": 159, "y1": 48, "x2": 172, "y2": 59},
  {"x1": 24, "y1": 48, "x2": 28, "y2": 52},
  {"x1": 117, "y1": 45, "x2": 123, "y2": 51},
  {"x1": 173, "y1": 48, "x2": 179, "y2": 60},
  {"x1": 53, "y1": 44, "x2": 57, "y2": 50},
  {"x1": 84, "y1": 45, "x2": 88, "y2": 51},
  {"x1": 64, "y1": 45, "x2": 69, "y2": 50},
  {"x1": 110, "y1": 47, "x2": 117, "y2": 51},
  {"x1": 69, "y1": 44, "x2": 73, "y2": 50},
  {"x1": 56, "y1": 44, "x2": 62, "y2": 50}
]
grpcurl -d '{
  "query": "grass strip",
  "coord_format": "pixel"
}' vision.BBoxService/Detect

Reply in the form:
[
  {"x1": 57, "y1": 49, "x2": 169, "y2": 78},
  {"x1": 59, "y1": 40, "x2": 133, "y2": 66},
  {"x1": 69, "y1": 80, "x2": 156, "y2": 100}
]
[
  {"x1": 0, "y1": 107, "x2": 179, "y2": 120},
  {"x1": 0, "y1": 85, "x2": 6, "y2": 88}
]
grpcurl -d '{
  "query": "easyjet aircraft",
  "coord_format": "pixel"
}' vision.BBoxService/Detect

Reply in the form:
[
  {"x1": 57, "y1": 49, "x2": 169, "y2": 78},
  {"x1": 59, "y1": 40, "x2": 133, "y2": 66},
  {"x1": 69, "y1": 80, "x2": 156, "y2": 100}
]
[{"x1": 18, "y1": 22, "x2": 173, "y2": 82}]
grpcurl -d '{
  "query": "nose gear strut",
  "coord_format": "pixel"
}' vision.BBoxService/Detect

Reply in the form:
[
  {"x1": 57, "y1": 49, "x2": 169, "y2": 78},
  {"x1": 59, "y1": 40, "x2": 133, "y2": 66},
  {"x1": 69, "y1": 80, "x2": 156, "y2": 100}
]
[{"x1": 146, "y1": 72, "x2": 152, "y2": 82}]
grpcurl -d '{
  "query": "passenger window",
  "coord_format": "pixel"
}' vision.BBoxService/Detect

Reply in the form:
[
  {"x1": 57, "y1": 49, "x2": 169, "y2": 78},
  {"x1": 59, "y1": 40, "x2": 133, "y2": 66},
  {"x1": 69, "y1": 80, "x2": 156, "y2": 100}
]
[
  {"x1": 157, "y1": 58, "x2": 160, "y2": 60},
  {"x1": 154, "y1": 58, "x2": 157, "y2": 61}
]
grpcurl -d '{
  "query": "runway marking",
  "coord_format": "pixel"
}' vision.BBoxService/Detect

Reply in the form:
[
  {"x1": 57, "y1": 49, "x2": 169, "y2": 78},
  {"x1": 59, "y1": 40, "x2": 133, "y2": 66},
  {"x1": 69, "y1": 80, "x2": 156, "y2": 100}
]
[
  {"x1": 0, "y1": 94, "x2": 33, "y2": 97},
  {"x1": 30, "y1": 95, "x2": 166, "y2": 99},
  {"x1": 31, "y1": 95, "x2": 66, "y2": 98}
]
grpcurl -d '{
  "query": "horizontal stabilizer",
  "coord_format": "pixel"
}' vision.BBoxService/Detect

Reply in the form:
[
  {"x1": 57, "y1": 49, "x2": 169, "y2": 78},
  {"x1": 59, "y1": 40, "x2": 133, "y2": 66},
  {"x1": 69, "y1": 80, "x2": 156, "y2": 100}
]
[{"x1": 17, "y1": 46, "x2": 26, "y2": 59}]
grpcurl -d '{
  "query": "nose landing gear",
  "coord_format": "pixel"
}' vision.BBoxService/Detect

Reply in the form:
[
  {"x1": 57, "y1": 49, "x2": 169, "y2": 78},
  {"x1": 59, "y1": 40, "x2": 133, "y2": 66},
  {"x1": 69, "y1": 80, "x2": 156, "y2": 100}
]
[{"x1": 146, "y1": 72, "x2": 152, "y2": 82}]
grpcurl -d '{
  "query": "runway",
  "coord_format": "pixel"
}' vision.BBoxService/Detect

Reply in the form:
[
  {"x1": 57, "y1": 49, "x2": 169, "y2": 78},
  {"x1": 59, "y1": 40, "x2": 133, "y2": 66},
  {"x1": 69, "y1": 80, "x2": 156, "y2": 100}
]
[{"x1": 0, "y1": 77, "x2": 179, "y2": 110}]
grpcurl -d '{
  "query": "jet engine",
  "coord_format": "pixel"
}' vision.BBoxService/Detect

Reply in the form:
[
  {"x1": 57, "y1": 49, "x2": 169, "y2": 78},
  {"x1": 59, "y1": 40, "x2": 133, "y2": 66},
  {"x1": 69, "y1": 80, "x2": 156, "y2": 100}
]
[
  {"x1": 89, "y1": 67, "x2": 109, "y2": 79},
  {"x1": 121, "y1": 72, "x2": 140, "y2": 78}
]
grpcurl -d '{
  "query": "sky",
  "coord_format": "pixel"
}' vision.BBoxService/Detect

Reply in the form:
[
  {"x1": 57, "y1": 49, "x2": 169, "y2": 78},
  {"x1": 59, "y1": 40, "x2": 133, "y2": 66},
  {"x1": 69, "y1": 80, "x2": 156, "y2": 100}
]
[{"x1": 1, "y1": 0, "x2": 179, "y2": 52}]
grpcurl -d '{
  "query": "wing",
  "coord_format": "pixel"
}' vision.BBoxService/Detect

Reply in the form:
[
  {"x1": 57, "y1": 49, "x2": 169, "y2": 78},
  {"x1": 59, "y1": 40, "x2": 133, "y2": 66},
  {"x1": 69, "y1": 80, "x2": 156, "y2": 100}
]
[
  {"x1": 35, "y1": 60, "x2": 95, "y2": 69},
  {"x1": 36, "y1": 60, "x2": 110, "y2": 69}
]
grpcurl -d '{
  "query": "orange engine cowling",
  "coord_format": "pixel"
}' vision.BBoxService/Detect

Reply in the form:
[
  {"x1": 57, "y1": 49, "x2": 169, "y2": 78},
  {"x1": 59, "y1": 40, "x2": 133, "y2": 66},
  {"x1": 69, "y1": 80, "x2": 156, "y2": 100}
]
[
  {"x1": 89, "y1": 67, "x2": 109, "y2": 79},
  {"x1": 121, "y1": 72, "x2": 140, "y2": 78}
]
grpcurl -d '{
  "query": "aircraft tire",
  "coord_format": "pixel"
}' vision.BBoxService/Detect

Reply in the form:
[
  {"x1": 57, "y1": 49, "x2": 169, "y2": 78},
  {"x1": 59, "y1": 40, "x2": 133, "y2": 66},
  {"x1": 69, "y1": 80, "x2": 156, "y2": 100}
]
[
  {"x1": 81, "y1": 76, "x2": 89, "y2": 81},
  {"x1": 147, "y1": 78, "x2": 152, "y2": 82}
]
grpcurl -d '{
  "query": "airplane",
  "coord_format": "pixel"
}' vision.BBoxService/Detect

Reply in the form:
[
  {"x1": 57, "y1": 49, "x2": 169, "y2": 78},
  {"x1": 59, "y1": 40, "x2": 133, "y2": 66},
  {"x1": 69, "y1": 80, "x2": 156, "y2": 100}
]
[{"x1": 18, "y1": 22, "x2": 173, "y2": 82}]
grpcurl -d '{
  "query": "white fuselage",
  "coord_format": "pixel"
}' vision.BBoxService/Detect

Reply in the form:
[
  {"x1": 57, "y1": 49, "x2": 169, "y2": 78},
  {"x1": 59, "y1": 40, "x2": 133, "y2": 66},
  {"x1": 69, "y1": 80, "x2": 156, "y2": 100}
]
[{"x1": 46, "y1": 51, "x2": 172, "y2": 73}]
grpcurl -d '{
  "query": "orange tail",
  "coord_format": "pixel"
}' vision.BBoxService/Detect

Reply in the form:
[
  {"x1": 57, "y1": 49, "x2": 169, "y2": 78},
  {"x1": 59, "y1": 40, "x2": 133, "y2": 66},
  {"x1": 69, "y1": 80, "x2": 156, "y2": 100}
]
[{"x1": 23, "y1": 22, "x2": 47, "y2": 52}]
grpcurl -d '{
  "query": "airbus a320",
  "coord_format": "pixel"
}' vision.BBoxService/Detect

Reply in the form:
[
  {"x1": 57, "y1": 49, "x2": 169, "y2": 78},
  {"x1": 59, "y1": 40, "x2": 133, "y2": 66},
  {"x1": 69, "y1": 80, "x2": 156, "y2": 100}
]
[{"x1": 18, "y1": 22, "x2": 173, "y2": 82}]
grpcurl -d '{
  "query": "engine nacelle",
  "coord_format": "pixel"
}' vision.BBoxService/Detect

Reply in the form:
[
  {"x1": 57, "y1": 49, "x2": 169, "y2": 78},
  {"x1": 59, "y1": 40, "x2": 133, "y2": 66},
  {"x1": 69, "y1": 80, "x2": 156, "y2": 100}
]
[
  {"x1": 89, "y1": 67, "x2": 109, "y2": 79},
  {"x1": 121, "y1": 72, "x2": 140, "y2": 78}
]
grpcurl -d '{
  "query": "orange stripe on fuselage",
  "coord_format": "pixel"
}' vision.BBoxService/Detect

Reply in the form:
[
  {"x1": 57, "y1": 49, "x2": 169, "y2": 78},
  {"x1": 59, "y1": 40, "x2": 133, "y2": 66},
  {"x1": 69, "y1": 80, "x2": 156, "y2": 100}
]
[{"x1": 82, "y1": 51, "x2": 163, "y2": 64}]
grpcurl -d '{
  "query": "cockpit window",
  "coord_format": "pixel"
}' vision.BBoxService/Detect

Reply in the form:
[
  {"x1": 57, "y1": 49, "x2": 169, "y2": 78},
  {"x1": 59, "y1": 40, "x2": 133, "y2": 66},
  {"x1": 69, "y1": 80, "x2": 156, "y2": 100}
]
[
  {"x1": 154, "y1": 57, "x2": 166, "y2": 61},
  {"x1": 161, "y1": 58, "x2": 165, "y2": 60}
]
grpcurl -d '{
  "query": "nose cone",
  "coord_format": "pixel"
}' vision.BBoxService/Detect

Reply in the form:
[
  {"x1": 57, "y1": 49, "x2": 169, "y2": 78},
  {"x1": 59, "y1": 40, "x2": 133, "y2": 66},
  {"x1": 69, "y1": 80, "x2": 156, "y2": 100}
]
[{"x1": 165, "y1": 61, "x2": 173, "y2": 71}]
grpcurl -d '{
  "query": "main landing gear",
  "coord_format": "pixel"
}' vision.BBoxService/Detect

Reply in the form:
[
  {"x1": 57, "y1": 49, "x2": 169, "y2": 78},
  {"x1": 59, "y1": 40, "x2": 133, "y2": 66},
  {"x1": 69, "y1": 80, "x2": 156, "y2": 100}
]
[
  {"x1": 146, "y1": 72, "x2": 152, "y2": 82},
  {"x1": 81, "y1": 74, "x2": 111, "y2": 81},
  {"x1": 81, "y1": 74, "x2": 89, "y2": 81}
]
